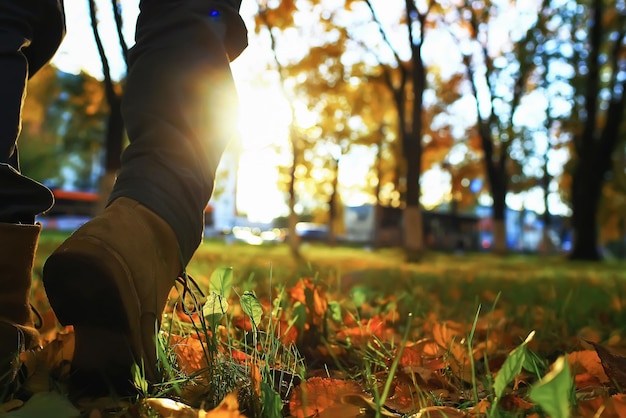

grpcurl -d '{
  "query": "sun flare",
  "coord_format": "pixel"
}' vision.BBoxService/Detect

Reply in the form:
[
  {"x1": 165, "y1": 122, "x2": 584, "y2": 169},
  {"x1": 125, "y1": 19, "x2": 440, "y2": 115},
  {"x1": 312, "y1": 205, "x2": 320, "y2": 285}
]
[{"x1": 231, "y1": 76, "x2": 292, "y2": 222}]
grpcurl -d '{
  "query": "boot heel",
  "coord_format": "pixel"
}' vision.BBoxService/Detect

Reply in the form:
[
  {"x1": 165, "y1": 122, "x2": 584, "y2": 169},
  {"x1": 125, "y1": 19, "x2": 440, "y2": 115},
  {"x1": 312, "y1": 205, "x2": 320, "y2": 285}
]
[
  {"x1": 70, "y1": 326, "x2": 137, "y2": 394},
  {"x1": 43, "y1": 198, "x2": 182, "y2": 387}
]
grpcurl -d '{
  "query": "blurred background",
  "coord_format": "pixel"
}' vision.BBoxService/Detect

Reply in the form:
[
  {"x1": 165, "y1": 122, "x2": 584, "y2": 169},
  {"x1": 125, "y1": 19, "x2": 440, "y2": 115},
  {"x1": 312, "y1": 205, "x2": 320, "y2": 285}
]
[{"x1": 26, "y1": 0, "x2": 626, "y2": 261}]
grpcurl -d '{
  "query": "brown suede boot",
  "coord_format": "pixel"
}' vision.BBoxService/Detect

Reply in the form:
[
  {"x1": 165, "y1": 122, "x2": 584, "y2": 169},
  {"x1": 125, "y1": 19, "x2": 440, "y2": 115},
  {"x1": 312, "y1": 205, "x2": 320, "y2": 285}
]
[
  {"x1": 42, "y1": 197, "x2": 182, "y2": 391},
  {"x1": 0, "y1": 223, "x2": 41, "y2": 393}
]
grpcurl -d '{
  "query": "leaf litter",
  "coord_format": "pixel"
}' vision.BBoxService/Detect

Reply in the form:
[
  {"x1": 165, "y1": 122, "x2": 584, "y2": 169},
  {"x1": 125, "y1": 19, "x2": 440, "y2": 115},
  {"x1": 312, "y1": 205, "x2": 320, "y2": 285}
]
[{"x1": 4, "y1": 261, "x2": 626, "y2": 417}]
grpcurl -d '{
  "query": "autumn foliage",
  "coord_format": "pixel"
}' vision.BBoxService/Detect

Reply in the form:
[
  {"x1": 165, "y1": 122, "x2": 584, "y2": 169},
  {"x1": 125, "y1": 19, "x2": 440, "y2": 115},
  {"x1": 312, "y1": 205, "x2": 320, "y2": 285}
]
[{"x1": 6, "y1": 256, "x2": 626, "y2": 418}]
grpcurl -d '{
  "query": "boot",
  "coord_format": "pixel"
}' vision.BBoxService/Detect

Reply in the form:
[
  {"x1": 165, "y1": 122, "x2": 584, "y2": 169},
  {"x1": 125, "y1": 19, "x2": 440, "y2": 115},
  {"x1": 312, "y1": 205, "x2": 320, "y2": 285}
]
[
  {"x1": 43, "y1": 197, "x2": 182, "y2": 391},
  {"x1": 0, "y1": 223, "x2": 41, "y2": 392}
]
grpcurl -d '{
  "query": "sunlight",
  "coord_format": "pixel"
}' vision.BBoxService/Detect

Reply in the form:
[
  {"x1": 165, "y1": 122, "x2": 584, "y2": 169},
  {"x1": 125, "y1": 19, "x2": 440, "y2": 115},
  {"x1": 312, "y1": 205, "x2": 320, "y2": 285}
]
[
  {"x1": 232, "y1": 73, "x2": 292, "y2": 220},
  {"x1": 236, "y1": 149, "x2": 288, "y2": 223}
]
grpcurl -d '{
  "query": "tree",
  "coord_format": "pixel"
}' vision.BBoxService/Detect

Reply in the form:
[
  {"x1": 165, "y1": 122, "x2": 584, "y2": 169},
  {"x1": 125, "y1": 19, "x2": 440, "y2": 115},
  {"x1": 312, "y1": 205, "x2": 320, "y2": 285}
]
[
  {"x1": 453, "y1": 0, "x2": 551, "y2": 254},
  {"x1": 565, "y1": 0, "x2": 626, "y2": 260},
  {"x1": 255, "y1": 0, "x2": 402, "y2": 251},
  {"x1": 285, "y1": 39, "x2": 399, "y2": 245},
  {"x1": 88, "y1": 0, "x2": 129, "y2": 212},
  {"x1": 20, "y1": 66, "x2": 108, "y2": 188},
  {"x1": 255, "y1": 0, "x2": 302, "y2": 257},
  {"x1": 360, "y1": 0, "x2": 433, "y2": 261}
]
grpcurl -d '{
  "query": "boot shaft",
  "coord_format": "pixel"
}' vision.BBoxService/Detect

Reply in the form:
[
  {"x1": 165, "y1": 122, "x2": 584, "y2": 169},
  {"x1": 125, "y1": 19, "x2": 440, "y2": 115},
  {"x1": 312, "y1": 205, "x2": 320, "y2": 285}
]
[{"x1": 0, "y1": 223, "x2": 40, "y2": 326}]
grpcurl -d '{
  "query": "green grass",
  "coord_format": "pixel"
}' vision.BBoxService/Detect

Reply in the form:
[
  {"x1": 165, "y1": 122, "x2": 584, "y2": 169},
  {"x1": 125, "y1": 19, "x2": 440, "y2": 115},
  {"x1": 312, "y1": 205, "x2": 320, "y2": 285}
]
[
  {"x1": 26, "y1": 231, "x2": 626, "y2": 416},
  {"x1": 35, "y1": 231, "x2": 626, "y2": 347}
]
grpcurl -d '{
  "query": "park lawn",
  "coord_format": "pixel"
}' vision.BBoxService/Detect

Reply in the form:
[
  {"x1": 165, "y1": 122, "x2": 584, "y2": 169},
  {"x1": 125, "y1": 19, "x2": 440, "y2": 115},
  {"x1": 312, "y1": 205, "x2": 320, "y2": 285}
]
[{"x1": 7, "y1": 230, "x2": 626, "y2": 417}]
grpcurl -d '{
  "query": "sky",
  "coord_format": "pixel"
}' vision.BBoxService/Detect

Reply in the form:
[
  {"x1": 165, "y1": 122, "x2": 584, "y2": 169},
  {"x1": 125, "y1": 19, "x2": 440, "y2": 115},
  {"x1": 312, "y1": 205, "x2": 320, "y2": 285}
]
[
  {"x1": 49, "y1": 0, "x2": 569, "y2": 222},
  {"x1": 51, "y1": 0, "x2": 420, "y2": 222},
  {"x1": 51, "y1": 0, "x2": 297, "y2": 221}
]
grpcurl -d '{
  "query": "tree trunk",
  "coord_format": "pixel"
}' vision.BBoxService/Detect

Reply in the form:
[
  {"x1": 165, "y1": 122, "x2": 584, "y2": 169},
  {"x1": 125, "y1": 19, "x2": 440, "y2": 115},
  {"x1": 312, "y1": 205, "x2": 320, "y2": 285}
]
[
  {"x1": 372, "y1": 140, "x2": 384, "y2": 248},
  {"x1": 568, "y1": 0, "x2": 625, "y2": 260},
  {"x1": 569, "y1": 166, "x2": 602, "y2": 260},
  {"x1": 404, "y1": 131, "x2": 423, "y2": 260},
  {"x1": 404, "y1": 205, "x2": 424, "y2": 262},
  {"x1": 327, "y1": 158, "x2": 339, "y2": 246},
  {"x1": 288, "y1": 133, "x2": 301, "y2": 258},
  {"x1": 485, "y1": 139, "x2": 508, "y2": 255},
  {"x1": 492, "y1": 219, "x2": 507, "y2": 255},
  {"x1": 402, "y1": 0, "x2": 427, "y2": 262},
  {"x1": 89, "y1": 0, "x2": 125, "y2": 213},
  {"x1": 540, "y1": 166, "x2": 555, "y2": 253}
]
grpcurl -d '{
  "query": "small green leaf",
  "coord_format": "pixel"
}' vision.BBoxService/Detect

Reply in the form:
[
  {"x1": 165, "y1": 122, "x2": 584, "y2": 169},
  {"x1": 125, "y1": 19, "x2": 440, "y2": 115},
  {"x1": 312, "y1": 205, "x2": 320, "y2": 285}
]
[
  {"x1": 261, "y1": 381, "x2": 283, "y2": 417},
  {"x1": 329, "y1": 301, "x2": 342, "y2": 322},
  {"x1": 132, "y1": 362, "x2": 149, "y2": 395},
  {"x1": 291, "y1": 302, "x2": 307, "y2": 333},
  {"x1": 529, "y1": 356, "x2": 573, "y2": 418},
  {"x1": 209, "y1": 267, "x2": 233, "y2": 298},
  {"x1": 350, "y1": 286, "x2": 371, "y2": 307},
  {"x1": 203, "y1": 292, "x2": 229, "y2": 318},
  {"x1": 493, "y1": 331, "x2": 535, "y2": 402},
  {"x1": 240, "y1": 291, "x2": 263, "y2": 329}
]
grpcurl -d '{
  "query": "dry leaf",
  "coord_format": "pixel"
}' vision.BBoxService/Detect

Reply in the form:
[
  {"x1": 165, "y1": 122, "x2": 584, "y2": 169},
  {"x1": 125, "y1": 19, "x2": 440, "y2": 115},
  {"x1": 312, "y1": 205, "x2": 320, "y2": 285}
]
[
  {"x1": 143, "y1": 398, "x2": 199, "y2": 418},
  {"x1": 170, "y1": 334, "x2": 210, "y2": 374},
  {"x1": 204, "y1": 392, "x2": 247, "y2": 417},
  {"x1": 289, "y1": 377, "x2": 364, "y2": 418},
  {"x1": 446, "y1": 340, "x2": 473, "y2": 383},
  {"x1": 20, "y1": 329, "x2": 74, "y2": 393},
  {"x1": 578, "y1": 393, "x2": 626, "y2": 417},
  {"x1": 589, "y1": 341, "x2": 626, "y2": 391},
  {"x1": 568, "y1": 350, "x2": 610, "y2": 387},
  {"x1": 432, "y1": 321, "x2": 465, "y2": 349}
]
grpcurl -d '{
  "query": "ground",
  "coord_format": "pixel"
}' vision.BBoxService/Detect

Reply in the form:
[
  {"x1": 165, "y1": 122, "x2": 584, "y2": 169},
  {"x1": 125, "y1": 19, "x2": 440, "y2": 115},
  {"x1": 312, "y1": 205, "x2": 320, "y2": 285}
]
[{"x1": 2, "y1": 233, "x2": 626, "y2": 417}]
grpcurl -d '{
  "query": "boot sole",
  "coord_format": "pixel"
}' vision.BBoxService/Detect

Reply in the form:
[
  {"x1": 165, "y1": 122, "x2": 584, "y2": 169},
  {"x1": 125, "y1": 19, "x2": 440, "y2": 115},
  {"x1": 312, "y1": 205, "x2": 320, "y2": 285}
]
[{"x1": 43, "y1": 236, "x2": 145, "y2": 394}]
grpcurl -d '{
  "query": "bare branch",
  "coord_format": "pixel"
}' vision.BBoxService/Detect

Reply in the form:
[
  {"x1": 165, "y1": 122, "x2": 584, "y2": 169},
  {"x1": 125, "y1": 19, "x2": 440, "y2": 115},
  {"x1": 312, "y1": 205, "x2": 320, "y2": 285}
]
[
  {"x1": 110, "y1": 0, "x2": 129, "y2": 65},
  {"x1": 363, "y1": 0, "x2": 404, "y2": 66}
]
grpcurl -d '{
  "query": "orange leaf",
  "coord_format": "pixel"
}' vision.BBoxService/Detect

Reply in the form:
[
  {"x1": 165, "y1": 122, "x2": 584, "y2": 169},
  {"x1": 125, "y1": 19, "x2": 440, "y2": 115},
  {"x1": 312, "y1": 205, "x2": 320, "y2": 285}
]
[
  {"x1": 276, "y1": 319, "x2": 299, "y2": 346},
  {"x1": 568, "y1": 350, "x2": 610, "y2": 387},
  {"x1": 589, "y1": 341, "x2": 626, "y2": 390},
  {"x1": 143, "y1": 398, "x2": 198, "y2": 418},
  {"x1": 169, "y1": 334, "x2": 209, "y2": 374},
  {"x1": 578, "y1": 393, "x2": 626, "y2": 417},
  {"x1": 289, "y1": 377, "x2": 363, "y2": 418},
  {"x1": 204, "y1": 392, "x2": 247, "y2": 417},
  {"x1": 432, "y1": 321, "x2": 465, "y2": 349},
  {"x1": 399, "y1": 345, "x2": 425, "y2": 368}
]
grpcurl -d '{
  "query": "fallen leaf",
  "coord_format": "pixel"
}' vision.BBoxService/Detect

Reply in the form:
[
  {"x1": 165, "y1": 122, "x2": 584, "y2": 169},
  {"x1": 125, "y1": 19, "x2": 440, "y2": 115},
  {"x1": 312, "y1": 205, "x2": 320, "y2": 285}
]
[
  {"x1": 143, "y1": 398, "x2": 199, "y2": 418},
  {"x1": 446, "y1": 340, "x2": 473, "y2": 383},
  {"x1": 589, "y1": 341, "x2": 626, "y2": 391},
  {"x1": 289, "y1": 377, "x2": 364, "y2": 418},
  {"x1": 499, "y1": 393, "x2": 534, "y2": 412},
  {"x1": 204, "y1": 392, "x2": 247, "y2": 417},
  {"x1": 578, "y1": 393, "x2": 626, "y2": 417},
  {"x1": 432, "y1": 321, "x2": 465, "y2": 349},
  {"x1": 170, "y1": 334, "x2": 210, "y2": 374},
  {"x1": 20, "y1": 330, "x2": 74, "y2": 393},
  {"x1": 341, "y1": 393, "x2": 400, "y2": 417},
  {"x1": 568, "y1": 350, "x2": 610, "y2": 387}
]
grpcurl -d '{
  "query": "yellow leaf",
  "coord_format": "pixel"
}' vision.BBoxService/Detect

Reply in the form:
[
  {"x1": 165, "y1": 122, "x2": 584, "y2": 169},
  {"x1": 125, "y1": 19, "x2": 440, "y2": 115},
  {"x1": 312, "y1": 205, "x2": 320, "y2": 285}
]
[
  {"x1": 204, "y1": 393, "x2": 246, "y2": 418},
  {"x1": 143, "y1": 398, "x2": 199, "y2": 418}
]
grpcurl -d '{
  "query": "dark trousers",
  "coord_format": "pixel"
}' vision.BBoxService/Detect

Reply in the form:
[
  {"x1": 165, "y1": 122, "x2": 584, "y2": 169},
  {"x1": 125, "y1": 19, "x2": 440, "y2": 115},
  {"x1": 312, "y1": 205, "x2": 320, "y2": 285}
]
[
  {"x1": 0, "y1": 0, "x2": 247, "y2": 264},
  {"x1": 0, "y1": 0, "x2": 65, "y2": 224}
]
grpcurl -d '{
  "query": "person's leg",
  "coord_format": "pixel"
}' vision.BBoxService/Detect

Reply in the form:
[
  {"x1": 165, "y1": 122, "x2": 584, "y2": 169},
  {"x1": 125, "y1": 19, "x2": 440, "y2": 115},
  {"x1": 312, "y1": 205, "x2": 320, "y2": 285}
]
[
  {"x1": 111, "y1": 0, "x2": 246, "y2": 264},
  {"x1": 0, "y1": 0, "x2": 65, "y2": 393},
  {"x1": 44, "y1": 0, "x2": 247, "y2": 391}
]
